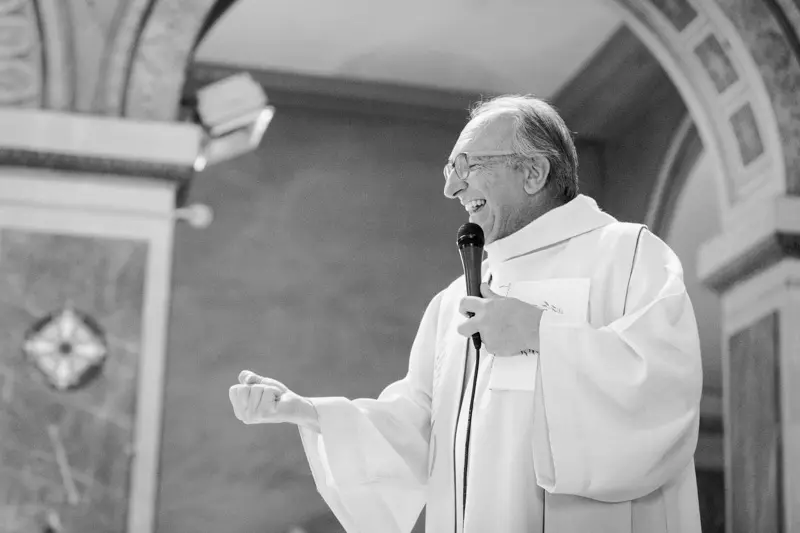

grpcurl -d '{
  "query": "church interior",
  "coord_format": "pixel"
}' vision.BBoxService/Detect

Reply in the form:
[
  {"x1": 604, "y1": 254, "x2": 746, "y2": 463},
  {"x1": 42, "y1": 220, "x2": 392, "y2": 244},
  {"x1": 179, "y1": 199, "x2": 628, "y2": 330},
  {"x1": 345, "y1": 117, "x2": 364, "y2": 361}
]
[{"x1": 1, "y1": 0, "x2": 799, "y2": 531}]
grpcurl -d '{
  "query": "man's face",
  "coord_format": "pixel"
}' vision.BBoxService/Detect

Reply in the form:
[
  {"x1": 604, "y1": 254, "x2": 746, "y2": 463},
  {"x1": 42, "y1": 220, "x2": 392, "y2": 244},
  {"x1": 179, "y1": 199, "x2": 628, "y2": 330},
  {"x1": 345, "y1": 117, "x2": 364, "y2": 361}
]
[{"x1": 443, "y1": 114, "x2": 531, "y2": 244}]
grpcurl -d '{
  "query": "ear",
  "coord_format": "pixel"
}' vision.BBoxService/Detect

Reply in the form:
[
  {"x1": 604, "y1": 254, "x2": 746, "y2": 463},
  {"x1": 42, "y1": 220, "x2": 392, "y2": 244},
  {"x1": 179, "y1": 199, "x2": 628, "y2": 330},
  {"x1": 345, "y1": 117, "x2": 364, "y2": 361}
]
[{"x1": 521, "y1": 156, "x2": 550, "y2": 195}]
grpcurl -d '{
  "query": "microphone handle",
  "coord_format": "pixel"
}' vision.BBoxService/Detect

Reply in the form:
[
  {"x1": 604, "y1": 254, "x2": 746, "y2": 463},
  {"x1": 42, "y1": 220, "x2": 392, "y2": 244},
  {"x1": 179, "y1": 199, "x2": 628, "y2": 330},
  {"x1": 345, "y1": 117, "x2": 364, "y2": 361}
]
[{"x1": 461, "y1": 245, "x2": 483, "y2": 350}]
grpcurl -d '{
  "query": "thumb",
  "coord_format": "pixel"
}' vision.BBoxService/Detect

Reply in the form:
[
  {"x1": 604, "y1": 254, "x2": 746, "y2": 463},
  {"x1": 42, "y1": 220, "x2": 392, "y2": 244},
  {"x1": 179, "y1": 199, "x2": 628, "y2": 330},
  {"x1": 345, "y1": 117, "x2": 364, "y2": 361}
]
[
  {"x1": 238, "y1": 370, "x2": 264, "y2": 385},
  {"x1": 480, "y1": 282, "x2": 498, "y2": 298}
]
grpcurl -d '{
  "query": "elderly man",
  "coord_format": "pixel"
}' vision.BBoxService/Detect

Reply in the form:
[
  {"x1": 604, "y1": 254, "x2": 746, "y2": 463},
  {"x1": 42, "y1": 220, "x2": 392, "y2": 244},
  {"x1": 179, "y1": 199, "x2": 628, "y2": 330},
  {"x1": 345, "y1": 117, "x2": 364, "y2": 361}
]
[{"x1": 229, "y1": 95, "x2": 703, "y2": 533}]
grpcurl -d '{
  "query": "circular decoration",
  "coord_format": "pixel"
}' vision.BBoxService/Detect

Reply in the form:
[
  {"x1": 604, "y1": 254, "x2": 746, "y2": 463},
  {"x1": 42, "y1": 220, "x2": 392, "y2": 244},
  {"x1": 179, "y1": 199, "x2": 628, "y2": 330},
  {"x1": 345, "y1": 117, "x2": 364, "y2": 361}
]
[{"x1": 23, "y1": 307, "x2": 108, "y2": 391}]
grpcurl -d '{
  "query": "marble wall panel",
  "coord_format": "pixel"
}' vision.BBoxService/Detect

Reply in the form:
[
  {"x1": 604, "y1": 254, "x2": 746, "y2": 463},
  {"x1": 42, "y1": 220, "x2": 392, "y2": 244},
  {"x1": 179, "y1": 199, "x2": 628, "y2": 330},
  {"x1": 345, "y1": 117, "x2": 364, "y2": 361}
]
[
  {"x1": 728, "y1": 312, "x2": 782, "y2": 533},
  {"x1": 0, "y1": 230, "x2": 146, "y2": 533}
]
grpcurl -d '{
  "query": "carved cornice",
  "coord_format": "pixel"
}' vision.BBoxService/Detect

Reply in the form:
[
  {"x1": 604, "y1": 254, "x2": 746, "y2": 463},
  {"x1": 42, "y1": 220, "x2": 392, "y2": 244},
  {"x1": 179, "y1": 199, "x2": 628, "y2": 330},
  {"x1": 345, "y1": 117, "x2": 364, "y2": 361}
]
[
  {"x1": 0, "y1": 148, "x2": 193, "y2": 183},
  {"x1": 698, "y1": 195, "x2": 800, "y2": 292},
  {"x1": 0, "y1": 108, "x2": 201, "y2": 203}
]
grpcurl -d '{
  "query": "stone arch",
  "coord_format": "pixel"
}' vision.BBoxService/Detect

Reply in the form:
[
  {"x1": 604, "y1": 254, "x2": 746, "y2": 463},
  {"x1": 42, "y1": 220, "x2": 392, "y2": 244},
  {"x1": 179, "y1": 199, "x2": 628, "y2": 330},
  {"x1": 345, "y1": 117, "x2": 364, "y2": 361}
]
[
  {"x1": 645, "y1": 115, "x2": 703, "y2": 236},
  {"x1": 612, "y1": 0, "x2": 795, "y2": 226},
  {"x1": 121, "y1": 0, "x2": 227, "y2": 121},
  {"x1": 119, "y1": 0, "x2": 800, "y2": 222}
]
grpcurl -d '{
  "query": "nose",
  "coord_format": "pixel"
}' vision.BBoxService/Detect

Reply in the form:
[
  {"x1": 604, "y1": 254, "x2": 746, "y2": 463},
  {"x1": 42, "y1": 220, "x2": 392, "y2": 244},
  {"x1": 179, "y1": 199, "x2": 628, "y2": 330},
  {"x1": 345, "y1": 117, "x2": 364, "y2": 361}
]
[{"x1": 443, "y1": 169, "x2": 466, "y2": 199}]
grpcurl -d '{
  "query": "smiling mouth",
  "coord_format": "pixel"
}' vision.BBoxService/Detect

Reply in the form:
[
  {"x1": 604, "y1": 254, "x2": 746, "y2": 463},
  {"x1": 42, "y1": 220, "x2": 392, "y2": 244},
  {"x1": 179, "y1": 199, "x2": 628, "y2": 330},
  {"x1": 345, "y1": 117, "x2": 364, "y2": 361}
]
[{"x1": 465, "y1": 199, "x2": 486, "y2": 215}]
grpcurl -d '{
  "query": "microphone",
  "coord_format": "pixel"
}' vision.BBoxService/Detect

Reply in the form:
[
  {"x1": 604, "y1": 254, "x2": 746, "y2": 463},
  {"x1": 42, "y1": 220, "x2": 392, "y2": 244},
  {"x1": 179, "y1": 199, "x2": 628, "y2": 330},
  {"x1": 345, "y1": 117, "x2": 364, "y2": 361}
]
[{"x1": 457, "y1": 223, "x2": 484, "y2": 350}]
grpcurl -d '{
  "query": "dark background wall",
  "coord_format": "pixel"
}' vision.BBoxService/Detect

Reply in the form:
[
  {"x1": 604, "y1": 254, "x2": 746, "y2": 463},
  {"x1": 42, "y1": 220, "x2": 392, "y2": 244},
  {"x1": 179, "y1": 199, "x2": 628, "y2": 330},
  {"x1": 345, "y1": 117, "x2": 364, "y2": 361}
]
[{"x1": 159, "y1": 104, "x2": 470, "y2": 533}]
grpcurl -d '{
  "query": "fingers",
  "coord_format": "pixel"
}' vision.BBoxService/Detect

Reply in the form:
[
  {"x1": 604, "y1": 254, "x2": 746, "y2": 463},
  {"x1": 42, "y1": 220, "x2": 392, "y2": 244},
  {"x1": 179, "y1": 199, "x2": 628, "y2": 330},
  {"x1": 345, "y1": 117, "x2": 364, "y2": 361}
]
[
  {"x1": 238, "y1": 371, "x2": 289, "y2": 393},
  {"x1": 480, "y1": 282, "x2": 498, "y2": 298},
  {"x1": 230, "y1": 383, "x2": 285, "y2": 424},
  {"x1": 239, "y1": 370, "x2": 263, "y2": 385},
  {"x1": 456, "y1": 316, "x2": 480, "y2": 338},
  {"x1": 228, "y1": 386, "x2": 240, "y2": 419},
  {"x1": 254, "y1": 376, "x2": 288, "y2": 393},
  {"x1": 247, "y1": 384, "x2": 265, "y2": 416},
  {"x1": 250, "y1": 385, "x2": 284, "y2": 423},
  {"x1": 229, "y1": 384, "x2": 250, "y2": 421},
  {"x1": 458, "y1": 296, "x2": 484, "y2": 317}
]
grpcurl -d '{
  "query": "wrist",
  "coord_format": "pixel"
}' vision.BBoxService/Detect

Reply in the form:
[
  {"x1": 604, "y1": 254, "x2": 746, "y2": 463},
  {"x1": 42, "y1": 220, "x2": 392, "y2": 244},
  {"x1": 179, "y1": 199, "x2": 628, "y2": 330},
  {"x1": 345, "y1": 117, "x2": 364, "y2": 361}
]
[{"x1": 295, "y1": 396, "x2": 320, "y2": 432}]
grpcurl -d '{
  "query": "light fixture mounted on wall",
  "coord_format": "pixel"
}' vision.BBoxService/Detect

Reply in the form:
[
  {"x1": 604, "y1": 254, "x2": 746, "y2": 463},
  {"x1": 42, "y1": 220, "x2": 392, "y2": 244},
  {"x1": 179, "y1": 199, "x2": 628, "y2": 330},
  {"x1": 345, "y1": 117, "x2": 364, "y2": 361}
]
[{"x1": 192, "y1": 72, "x2": 275, "y2": 172}]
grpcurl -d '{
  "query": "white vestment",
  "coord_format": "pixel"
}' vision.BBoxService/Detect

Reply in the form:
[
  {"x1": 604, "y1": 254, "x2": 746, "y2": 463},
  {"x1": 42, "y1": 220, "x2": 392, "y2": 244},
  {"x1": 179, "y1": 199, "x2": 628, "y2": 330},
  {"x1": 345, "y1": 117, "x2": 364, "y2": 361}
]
[{"x1": 299, "y1": 195, "x2": 703, "y2": 533}]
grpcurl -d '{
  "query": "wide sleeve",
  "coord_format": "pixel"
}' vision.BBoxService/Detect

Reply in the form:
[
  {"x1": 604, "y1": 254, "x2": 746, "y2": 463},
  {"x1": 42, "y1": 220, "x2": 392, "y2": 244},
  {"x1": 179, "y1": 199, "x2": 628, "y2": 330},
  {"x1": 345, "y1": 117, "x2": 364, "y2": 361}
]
[
  {"x1": 297, "y1": 291, "x2": 442, "y2": 533},
  {"x1": 532, "y1": 229, "x2": 702, "y2": 503}
]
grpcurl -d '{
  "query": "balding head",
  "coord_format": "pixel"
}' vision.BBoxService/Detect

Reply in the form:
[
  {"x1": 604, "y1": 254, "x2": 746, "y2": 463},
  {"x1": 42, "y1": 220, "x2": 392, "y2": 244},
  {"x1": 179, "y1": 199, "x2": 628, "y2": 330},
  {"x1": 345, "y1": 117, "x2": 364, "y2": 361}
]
[{"x1": 468, "y1": 95, "x2": 579, "y2": 203}]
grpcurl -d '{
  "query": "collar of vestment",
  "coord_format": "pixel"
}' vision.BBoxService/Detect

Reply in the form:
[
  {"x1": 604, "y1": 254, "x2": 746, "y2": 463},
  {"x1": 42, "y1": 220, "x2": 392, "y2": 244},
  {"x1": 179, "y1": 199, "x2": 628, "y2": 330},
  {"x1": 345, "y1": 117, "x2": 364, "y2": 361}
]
[{"x1": 484, "y1": 194, "x2": 617, "y2": 270}]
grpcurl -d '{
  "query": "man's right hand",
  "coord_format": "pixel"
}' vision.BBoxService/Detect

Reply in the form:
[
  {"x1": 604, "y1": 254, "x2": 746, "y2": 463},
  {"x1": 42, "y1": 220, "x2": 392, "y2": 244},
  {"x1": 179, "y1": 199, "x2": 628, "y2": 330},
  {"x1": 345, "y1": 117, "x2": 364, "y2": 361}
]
[{"x1": 229, "y1": 370, "x2": 320, "y2": 431}]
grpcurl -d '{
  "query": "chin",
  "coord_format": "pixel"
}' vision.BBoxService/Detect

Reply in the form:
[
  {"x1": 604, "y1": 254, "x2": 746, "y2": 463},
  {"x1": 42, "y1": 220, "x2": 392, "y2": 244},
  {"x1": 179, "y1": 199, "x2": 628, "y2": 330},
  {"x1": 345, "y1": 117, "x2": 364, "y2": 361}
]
[
  {"x1": 469, "y1": 213, "x2": 494, "y2": 243},
  {"x1": 481, "y1": 225, "x2": 496, "y2": 244},
  {"x1": 476, "y1": 221, "x2": 492, "y2": 242}
]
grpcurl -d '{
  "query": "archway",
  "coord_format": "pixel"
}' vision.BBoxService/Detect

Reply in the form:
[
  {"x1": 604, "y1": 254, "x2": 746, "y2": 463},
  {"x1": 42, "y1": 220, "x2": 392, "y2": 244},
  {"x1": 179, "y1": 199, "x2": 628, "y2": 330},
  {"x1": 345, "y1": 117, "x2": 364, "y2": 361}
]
[
  {"x1": 4, "y1": 0, "x2": 799, "y2": 531},
  {"x1": 123, "y1": 1, "x2": 798, "y2": 531},
  {"x1": 10, "y1": 0, "x2": 796, "y2": 210}
]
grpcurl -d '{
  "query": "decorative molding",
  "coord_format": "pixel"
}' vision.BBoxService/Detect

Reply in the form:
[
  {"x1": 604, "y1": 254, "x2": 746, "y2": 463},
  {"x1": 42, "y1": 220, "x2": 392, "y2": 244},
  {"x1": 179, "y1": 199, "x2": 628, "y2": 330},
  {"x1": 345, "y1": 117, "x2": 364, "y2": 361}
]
[
  {"x1": 729, "y1": 103, "x2": 765, "y2": 166},
  {"x1": 697, "y1": 195, "x2": 800, "y2": 292},
  {"x1": 612, "y1": 0, "x2": 786, "y2": 223},
  {"x1": 128, "y1": 214, "x2": 175, "y2": 533},
  {"x1": 0, "y1": 148, "x2": 194, "y2": 185},
  {"x1": 0, "y1": 168, "x2": 178, "y2": 217},
  {"x1": 0, "y1": 0, "x2": 42, "y2": 107},
  {"x1": 23, "y1": 306, "x2": 109, "y2": 391},
  {"x1": 767, "y1": 0, "x2": 800, "y2": 63},
  {"x1": 98, "y1": 0, "x2": 153, "y2": 115},
  {"x1": 693, "y1": 33, "x2": 740, "y2": 93},
  {"x1": 0, "y1": 108, "x2": 201, "y2": 184},
  {"x1": 36, "y1": 0, "x2": 75, "y2": 110},
  {"x1": 124, "y1": 0, "x2": 219, "y2": 120},
  {"x1": 711, "y1": 0, "x2": 800, "y2": 197},
  {"x1": 650, "y1": 0, "x2": 698, "y2": 32},
  {"x1": 721, "y1": 258, "x2": 800, "y2": 335}
]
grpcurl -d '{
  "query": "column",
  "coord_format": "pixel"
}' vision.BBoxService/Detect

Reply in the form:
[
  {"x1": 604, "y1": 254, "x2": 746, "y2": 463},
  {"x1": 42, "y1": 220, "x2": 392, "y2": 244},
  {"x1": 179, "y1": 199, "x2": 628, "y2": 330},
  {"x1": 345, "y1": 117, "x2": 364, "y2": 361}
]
[
  {"x1": 699, "y1": 194, "x2": 800, "y2": 533},
  {"x1": 0, "y1": 107, "x2": 202, "y2": 533}
]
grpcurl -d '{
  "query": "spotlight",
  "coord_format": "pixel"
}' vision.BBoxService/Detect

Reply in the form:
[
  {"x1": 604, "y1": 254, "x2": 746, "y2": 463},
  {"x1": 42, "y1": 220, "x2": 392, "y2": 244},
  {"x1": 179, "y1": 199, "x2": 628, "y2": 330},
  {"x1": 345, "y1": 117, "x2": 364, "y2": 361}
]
[{"x1": 192, "y1": 72, "x2": 274, "y2": 170}]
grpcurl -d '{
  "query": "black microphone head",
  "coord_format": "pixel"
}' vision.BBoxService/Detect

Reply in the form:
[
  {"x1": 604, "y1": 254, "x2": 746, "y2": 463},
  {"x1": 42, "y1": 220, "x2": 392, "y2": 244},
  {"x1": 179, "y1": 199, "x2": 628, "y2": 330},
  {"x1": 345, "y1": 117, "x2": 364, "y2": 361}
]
[{"x1": 457, "y1": 222, "x2": 484, "y2": 249}]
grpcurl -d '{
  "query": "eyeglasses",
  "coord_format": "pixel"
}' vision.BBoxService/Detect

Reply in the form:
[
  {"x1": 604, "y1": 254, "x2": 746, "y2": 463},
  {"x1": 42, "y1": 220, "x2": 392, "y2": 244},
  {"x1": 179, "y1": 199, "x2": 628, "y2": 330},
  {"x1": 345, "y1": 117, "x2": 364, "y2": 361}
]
[{"x1": 443, "y1": 150, "x2": 516, "y2": 182}]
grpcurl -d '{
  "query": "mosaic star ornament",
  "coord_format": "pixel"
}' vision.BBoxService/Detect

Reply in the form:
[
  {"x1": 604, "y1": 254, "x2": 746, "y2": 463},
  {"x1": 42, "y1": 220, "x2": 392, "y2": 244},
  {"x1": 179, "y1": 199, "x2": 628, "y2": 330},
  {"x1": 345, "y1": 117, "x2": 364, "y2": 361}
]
[{"x1": 23, "y1": 307, "x2": 108, "y2": 391}]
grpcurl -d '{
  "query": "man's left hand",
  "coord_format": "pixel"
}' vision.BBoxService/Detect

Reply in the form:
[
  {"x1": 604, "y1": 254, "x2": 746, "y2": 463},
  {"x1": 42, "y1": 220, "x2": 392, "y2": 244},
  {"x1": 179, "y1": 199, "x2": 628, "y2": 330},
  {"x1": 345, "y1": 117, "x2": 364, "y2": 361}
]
[{"x1": 457, "y1": 283, "x2": 544, "y2": 357}]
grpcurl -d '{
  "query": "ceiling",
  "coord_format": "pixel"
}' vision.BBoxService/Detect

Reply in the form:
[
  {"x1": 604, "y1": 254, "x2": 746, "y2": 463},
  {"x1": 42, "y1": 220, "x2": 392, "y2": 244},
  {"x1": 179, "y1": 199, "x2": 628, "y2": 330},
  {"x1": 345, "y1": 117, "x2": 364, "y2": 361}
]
[{"x1": 195, "y1": 0, "x2": 625, "y2": 98}]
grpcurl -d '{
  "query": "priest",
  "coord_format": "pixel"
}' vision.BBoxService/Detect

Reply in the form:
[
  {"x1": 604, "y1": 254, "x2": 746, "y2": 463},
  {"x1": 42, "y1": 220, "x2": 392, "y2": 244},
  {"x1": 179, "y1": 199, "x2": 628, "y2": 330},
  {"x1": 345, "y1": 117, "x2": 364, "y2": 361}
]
[{"x1": 229, "y1": 95, "x2": 703, "y2": 533}]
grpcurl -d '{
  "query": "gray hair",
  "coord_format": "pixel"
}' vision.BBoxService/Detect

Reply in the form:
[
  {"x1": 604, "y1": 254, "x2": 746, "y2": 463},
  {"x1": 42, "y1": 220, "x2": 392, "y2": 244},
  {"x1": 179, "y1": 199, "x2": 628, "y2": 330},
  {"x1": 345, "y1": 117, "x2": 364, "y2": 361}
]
[{"x1": 469, "y1": 95, "x2": 579, "y2": 203}]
